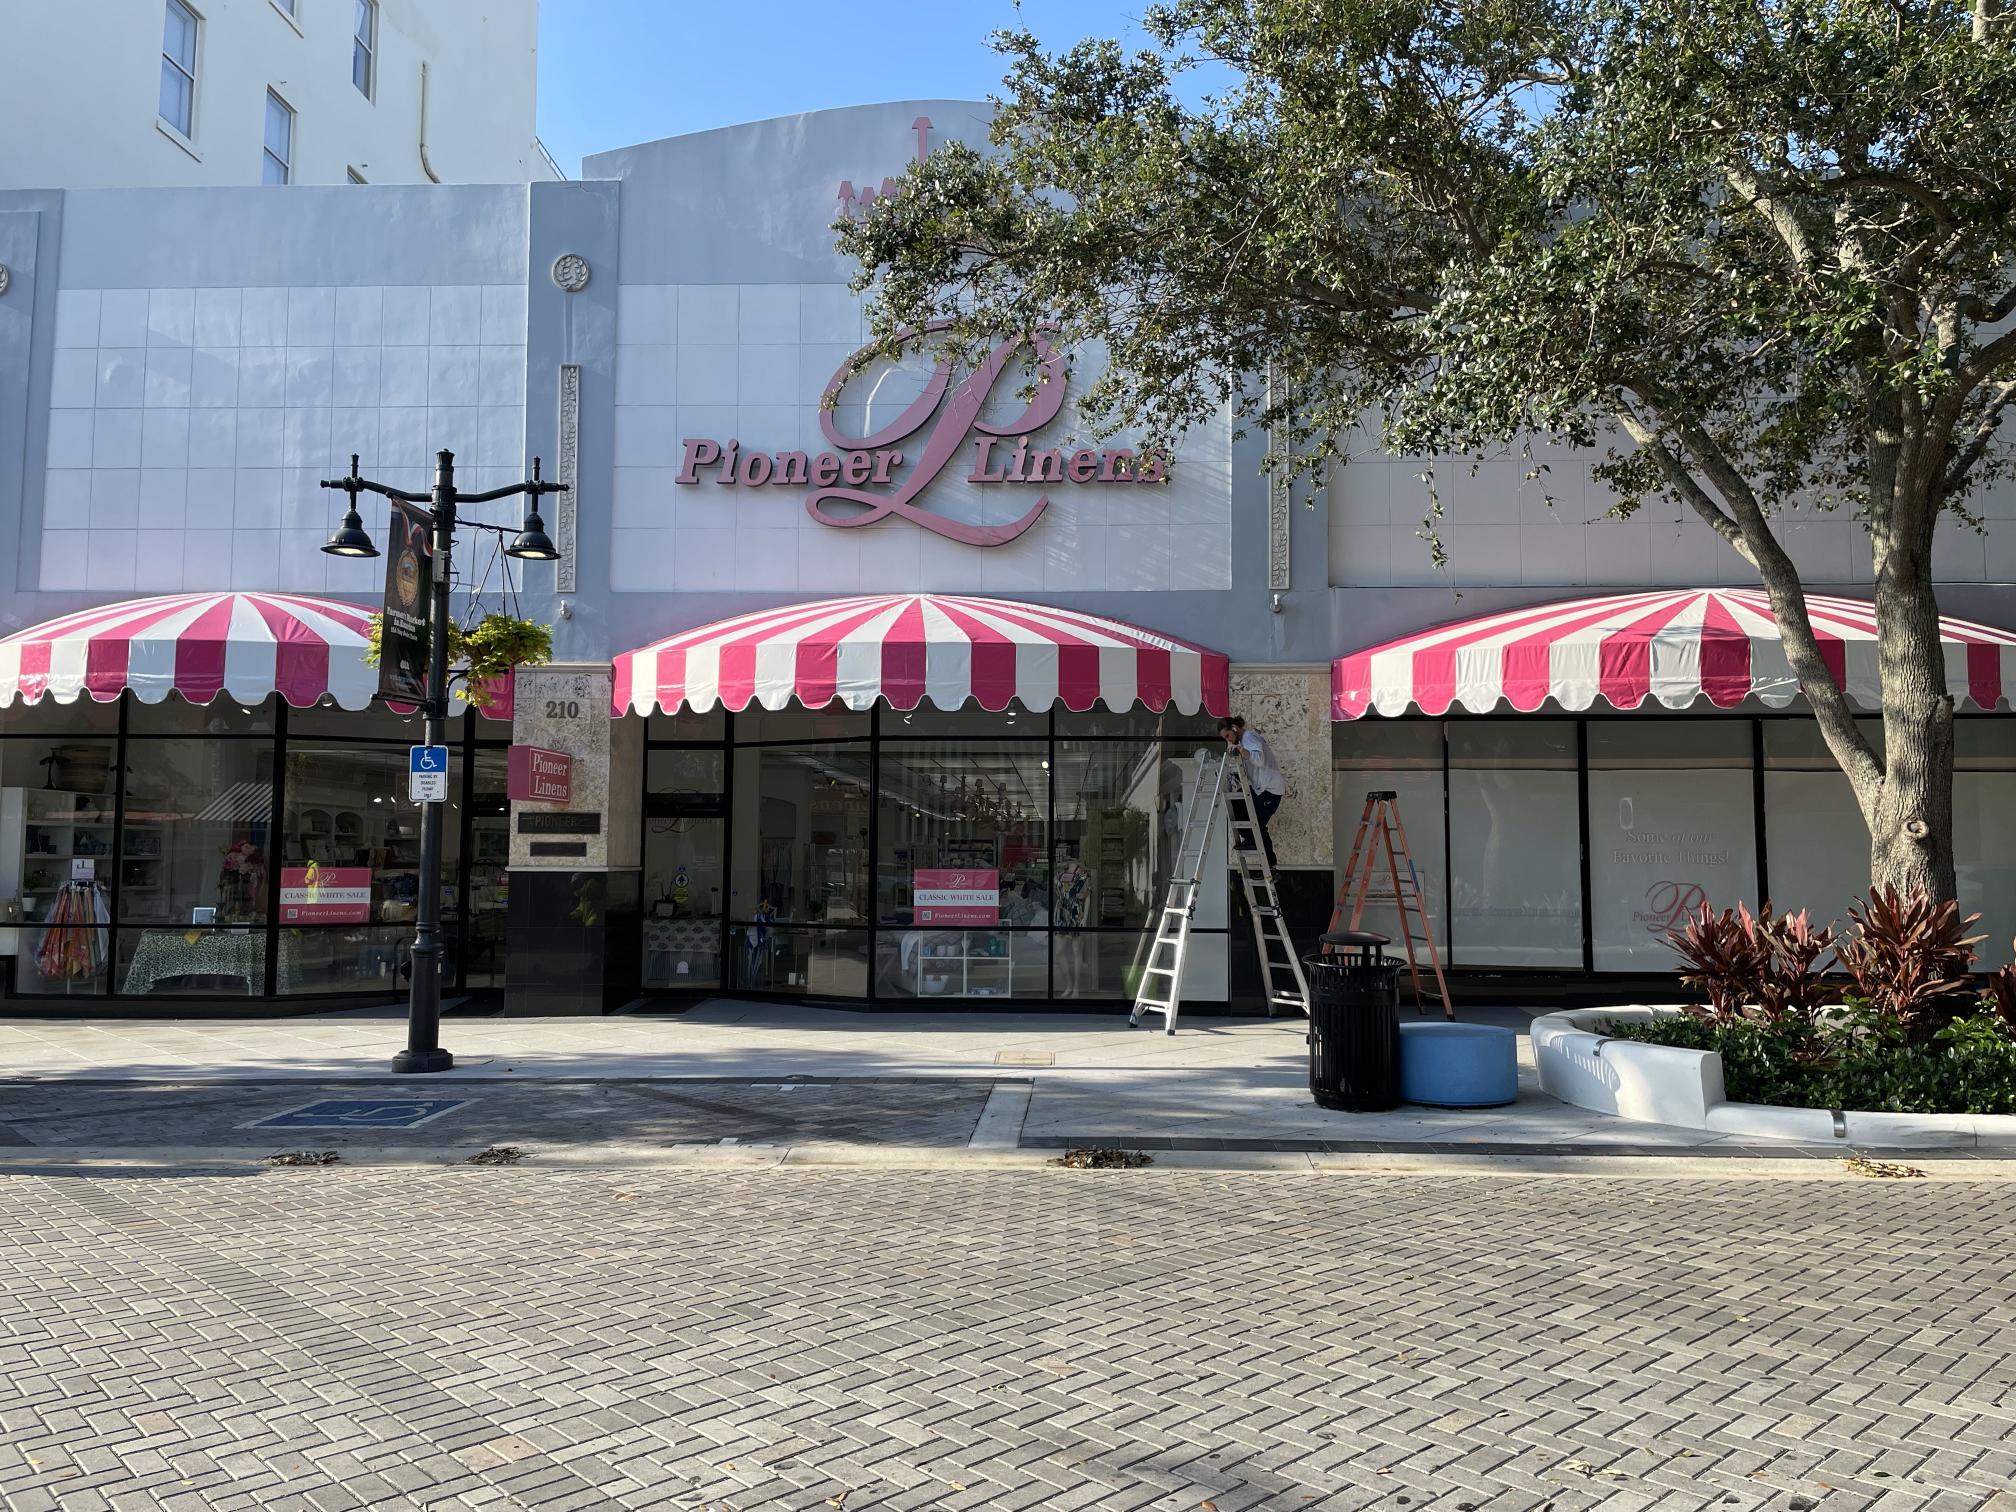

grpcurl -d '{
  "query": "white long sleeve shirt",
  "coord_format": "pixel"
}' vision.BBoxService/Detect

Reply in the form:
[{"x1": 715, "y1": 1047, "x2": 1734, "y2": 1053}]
[{"x1": 1239, "y1": 729, "x2": 1285, "y2": 795}]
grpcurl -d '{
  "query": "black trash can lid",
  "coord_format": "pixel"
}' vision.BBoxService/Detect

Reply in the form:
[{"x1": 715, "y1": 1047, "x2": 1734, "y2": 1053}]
[{"x1": 1322, "y1": 929, "x2": 1391, "y2": 948}]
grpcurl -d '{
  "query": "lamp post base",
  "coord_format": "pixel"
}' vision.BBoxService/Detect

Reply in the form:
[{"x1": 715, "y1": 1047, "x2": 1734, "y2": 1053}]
[{"x1": 391, "y1": 1047, "x2": 455, "y2": 1075}]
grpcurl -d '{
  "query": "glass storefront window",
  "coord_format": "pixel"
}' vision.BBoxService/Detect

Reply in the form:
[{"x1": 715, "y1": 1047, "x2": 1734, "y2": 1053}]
[
  {"x1": 876, "y1": 741, "x2": 1049, "y2": 922},
  {"x1": 873, "y1": 738, "x2": 1049, "y2": 999},
  {"x1": 646, "y1": 707, "x2": 727, "y2": 742},
  {"x1": 879, "y1": 927, "x2": 1043, "y2": 1001},
  {"x1": 1051, "y1": 741, "x2": 1189, "y2": 931},
  {"x1": 288, "y1": 698, "x2": 433, "y2": 740},
  {"x1": 1448, "y1": 723, "x2": 1581, "y2": 967},
  {"x1": 283, "y1": 744, "x2": 457, "y2": 924},
  {"x1": 6, "y1": 704, "x2": 119, "y2": 995},
  {"x1": 122, "y1": 739, "x2": 276, "y2": 927},
  {"x1": 884, "y1": 701, "x2": 1047, "y2": 738},
  {"x1": 729, "y1": 924, "x2": 869, "y2": 995},
  {"x1": 648, "y1": 749, "x2": 726, "y2": 794},
  {"x1": 0, "y1": 699, "x2": 119, "y2": 737},
  {"x1": 732, "y1": 703, "x2": 869, "y2": 743},
  {"x1": 1054, "y1": 706, "x2": 1220, "y2": 739},
  {"x1": 1762, "y1": 719, "x2": 1880, "y2": 936},
  {"x1": 729, "y1": 744, "x2": 871, "y2": 926},
  {"x1": 127, "y1": 698, "x2": 276, "y2": 735},
  {"x1": 1332, "y1": 722, "x2": 1445, "y2": 947},
  {"x1": 1588, "y1": 722, "x2": 1756, "y2": 970},
  {"x1": 644, "y1": 744, "x2": 726, "y2": 990},
  {"x1": 461, "y1": 749, "x2": 510, "y2": 992}
]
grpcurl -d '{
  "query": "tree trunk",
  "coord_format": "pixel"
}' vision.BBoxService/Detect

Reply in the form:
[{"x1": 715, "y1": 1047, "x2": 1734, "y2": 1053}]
[{"x1": 1869, "y1": 573, "x2": 1958, "y2": 904}]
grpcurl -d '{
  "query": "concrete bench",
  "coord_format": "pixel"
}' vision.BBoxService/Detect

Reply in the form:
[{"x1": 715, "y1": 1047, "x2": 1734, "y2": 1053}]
[{"x1": 1399, "y1": 1021, "x2": 1518, "y2": 1108}]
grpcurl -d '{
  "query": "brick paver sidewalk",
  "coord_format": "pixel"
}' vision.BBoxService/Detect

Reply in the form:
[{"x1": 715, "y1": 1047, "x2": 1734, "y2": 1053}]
[{"x1": 2, "y1": 1167, "x2": 2009, "y2": 1510}]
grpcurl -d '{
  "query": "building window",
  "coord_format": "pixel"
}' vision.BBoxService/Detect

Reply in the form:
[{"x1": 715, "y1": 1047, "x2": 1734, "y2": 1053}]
[
  {"x1": 160, "y1": 0, "x2": 199, "y2": 138},
  {"x1": 1585, "y1": 723, "x2": 1758, "y2": 971},
  {"x1": 262, "y1": 90, "x2": 294, "y2": 184},
  {"x1": 352, "y1": 0, "x2": 377, "y2": 97}
]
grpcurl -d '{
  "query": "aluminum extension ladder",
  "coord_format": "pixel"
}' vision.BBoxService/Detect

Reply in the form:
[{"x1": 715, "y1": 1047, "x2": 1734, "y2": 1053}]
[
  {"x1": 1131, "y1": 750, "x2": 1310, "y2": 1034},
  {"x1": 1330, "y1": 789, "x2": 1453, "y2": 1017}
]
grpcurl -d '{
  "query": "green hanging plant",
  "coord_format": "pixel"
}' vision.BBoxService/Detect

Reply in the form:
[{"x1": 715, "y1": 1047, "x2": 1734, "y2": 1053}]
[{"x1": 362, "y1": 613, "x2": 553, "y2": 707}]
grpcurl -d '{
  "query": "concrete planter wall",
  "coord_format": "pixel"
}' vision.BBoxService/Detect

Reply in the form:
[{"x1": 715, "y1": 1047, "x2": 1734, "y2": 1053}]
[{"x1": 1531, "y1": 1007, "x2": 2016, "y2": 1148}]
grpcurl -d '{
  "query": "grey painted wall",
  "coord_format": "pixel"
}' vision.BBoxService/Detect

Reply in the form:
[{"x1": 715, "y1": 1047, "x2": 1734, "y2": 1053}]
[{"x1": 4, "y1": 106, "x2": 2011, "y2": 681}]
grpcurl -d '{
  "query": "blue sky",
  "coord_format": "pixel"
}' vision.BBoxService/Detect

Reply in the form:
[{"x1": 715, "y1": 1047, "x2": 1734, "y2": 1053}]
[{"x1": 536, "y1": 0, "x2": 1183, "y2": 174}]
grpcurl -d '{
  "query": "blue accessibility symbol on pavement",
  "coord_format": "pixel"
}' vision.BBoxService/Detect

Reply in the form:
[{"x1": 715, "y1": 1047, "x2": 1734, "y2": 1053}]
[{"x1": 247, "y1": 1097, "x2": 474, "y2": 1130}]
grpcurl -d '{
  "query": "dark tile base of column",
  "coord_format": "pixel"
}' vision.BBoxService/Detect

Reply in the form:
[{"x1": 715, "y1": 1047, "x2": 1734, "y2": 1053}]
[
  {"x1": 503, "y1": 870, "x2": 642, "y2": 1016},
  {"x1": 1228, "y1": 866, "x2": 1336, "y2": 1014}
]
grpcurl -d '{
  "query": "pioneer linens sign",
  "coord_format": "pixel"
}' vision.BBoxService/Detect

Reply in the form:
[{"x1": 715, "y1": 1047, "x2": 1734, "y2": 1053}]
[
  {"x1": 674, "y1": 325, "x2": 1167, "y2": 547},
  {"x1": 507, "y1": 745, "x2": 574, "y2": 803}
]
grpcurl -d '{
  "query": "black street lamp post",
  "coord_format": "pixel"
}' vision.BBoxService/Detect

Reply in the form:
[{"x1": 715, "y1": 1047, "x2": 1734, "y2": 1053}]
[{"x1": 320, "y1": 448, "x2": 564, "y2": 1074}]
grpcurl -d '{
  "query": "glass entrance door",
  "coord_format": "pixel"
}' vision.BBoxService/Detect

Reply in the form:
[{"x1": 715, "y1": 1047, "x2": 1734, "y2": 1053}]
[{"x1": 643, "y1": 749, "x2": 727, "y2": 990}]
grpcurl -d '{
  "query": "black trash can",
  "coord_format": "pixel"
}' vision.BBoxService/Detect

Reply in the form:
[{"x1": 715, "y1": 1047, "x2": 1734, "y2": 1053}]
[{"x1": 1304, "y1": 929, "x2": 1402, "y2": 1112}]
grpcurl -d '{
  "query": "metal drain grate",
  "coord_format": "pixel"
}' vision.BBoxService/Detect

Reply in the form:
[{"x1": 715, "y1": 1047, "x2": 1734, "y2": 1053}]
[{"x1": 993, "y1": 1050, "x2": 1055, "y2": 1067}]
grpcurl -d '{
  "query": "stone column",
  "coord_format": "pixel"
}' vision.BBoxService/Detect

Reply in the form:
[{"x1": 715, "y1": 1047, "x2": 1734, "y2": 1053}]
[
  {"x1": 503, "y1": 663, "x2": 642, "y2": 1014},
  {"x1": 1226, "y1": 667, "x2": 1334, "y2": 870}
]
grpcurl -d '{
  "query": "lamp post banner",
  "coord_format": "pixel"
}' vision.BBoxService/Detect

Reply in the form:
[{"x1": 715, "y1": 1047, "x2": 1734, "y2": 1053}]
[{"x1": 378, "y1": 500, "x2": 434, "y2": 704}]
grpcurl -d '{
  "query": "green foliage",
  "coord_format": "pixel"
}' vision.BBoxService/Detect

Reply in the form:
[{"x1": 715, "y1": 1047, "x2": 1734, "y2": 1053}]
[
  {"x1": 1606, "y1": 1004, "x2": 2016, "y2": 1114},
  {"x1": 361, "y1": 613, "x2": 552, "y2": 707},
  {"x1": 839, "y1": 0, "x2": 2016, "y2": 902},
  {"x1": 842, "y1": 1, "x2": 2016, "y2": 524}
]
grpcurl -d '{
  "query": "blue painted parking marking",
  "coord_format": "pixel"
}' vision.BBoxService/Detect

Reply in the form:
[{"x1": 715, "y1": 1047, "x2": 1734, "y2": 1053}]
[{"x1": 245, "y1": 1097, "x2": 474, "y2": 1130}]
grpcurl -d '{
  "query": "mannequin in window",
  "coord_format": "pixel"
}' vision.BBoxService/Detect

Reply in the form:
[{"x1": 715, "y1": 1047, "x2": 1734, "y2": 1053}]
[{"x1": 1052, "y1": 842, "x2": 1093, "y2": 995}]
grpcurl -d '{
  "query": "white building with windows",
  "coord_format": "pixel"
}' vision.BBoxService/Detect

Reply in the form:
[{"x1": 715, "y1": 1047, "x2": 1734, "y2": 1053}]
[{"x1": 0, "y1": 0, "x2": 558, "y2": 190}]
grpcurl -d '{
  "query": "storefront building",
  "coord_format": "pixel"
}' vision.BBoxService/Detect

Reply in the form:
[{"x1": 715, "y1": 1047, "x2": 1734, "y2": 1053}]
[{"x1": 2, "y1": 100, "x2": 2012, "y2": 1010}]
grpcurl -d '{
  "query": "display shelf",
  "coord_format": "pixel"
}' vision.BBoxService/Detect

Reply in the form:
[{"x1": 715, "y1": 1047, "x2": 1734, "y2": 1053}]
[{"x1": 912, "y1": 930, "x2": 1017, "y2": 998}]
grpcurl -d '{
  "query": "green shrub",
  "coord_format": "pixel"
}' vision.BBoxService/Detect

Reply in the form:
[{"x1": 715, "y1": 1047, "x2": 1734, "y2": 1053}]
[{"x1": 1603, "y1": 1005, "x2": 2016, "y2": 1115}]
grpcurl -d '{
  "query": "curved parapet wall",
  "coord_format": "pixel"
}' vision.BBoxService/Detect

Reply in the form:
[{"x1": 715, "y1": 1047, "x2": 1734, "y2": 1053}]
[{"x1": 1532, "y1": 1007, "x2": 2016, "y2": 1148}]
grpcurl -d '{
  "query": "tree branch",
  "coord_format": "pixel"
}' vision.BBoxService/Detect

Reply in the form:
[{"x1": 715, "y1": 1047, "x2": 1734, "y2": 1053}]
[
  {"x1": 1619, "y1": 394, "x2": 1886, "y2": 804},
  {"x1": 1939, "y1": 378, "x2": 2016, "y2": 498},
  {"x1": 1723, "y1": 168, "x2": 1817, "y2": 273}
]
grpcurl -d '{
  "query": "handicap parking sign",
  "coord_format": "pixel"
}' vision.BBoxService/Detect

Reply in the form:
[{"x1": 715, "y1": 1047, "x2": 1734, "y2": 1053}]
[
  {"x1": 246, "y1": 1097, "x2": 473, "y2": 1130},
  {"x1": 409, "y1": 744, "x2": 450, "y2": 803}
]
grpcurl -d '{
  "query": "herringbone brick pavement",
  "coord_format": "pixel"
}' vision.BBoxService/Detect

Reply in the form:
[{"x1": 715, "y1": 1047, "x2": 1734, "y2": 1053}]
[{"x1": 0, "y1": 1169, "x2": 2009, "y2": 1511}]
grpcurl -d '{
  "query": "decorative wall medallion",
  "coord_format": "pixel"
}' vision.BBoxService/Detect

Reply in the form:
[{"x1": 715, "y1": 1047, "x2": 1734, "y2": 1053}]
[
  {"x1": 0, "y1": 264, "x2": 11, "y2": 297},
  {"x1": 550, "y1": 253, "x2": 590, "y2": 293},
  {"x1": 556, "y1": 363, "x2": 581, "y2": 594}
]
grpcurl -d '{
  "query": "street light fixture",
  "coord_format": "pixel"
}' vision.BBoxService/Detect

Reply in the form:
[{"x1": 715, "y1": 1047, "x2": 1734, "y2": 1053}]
[{"x1": 319, "y1": 448, "x2": 568, "y2": 1074}]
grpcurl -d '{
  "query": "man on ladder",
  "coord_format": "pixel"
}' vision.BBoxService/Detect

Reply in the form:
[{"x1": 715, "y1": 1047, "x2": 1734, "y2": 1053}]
[{"x1": 1218, "y1": 716, "x2": 1284, "y2": 869}]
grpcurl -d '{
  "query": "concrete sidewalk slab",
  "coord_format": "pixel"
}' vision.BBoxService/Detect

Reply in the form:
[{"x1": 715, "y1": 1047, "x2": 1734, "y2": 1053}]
[{"x1": 0, "y1": 997, "x2": 1798, "y2": 1151}]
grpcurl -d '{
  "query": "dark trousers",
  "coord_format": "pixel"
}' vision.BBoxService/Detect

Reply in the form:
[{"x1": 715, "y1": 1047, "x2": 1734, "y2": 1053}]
[{"x1": 1238, "y1": 789, "x2": 1283, "y2": 868}]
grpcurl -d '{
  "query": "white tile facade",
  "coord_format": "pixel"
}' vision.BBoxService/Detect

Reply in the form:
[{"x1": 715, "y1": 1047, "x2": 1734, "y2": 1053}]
[
  {"x1": 41, "y1": 284, "x2": 528, "y2": 593},
  {"x1": 607, "y1": 283, "x2": 1235, "y2": 594},
  {"x1": 1327, "y1": 447, "x2": 2016, "y2": 588}
]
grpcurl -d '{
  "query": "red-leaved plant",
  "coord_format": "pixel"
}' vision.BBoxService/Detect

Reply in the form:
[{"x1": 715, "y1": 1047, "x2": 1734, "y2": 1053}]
[
  {"x1": 1830, "y1": 886, "x2": 1986, "y2": 1041},
  {"x1": 1747, "y1": 906, "x2": 1839, "y2": 1024},
  {"x1": 1665, "y1": 902, "x2": 1838, "y2": 1025},
  {"x1": 1982, "y1": 941, "x2": 2016, "y2": 1038},
  {"x1": 1665, "y1": 904, "x2": 1770, "y2": 1022}
]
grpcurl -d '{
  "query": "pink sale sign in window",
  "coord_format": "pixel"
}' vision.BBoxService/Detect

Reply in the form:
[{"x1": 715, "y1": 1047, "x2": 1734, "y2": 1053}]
[
  {"x1": 913, "y1": 869, "x2": 999, "y2": 926},
  {"x1": 280, "y1": 864, "x2": 372, "y2": 924}
]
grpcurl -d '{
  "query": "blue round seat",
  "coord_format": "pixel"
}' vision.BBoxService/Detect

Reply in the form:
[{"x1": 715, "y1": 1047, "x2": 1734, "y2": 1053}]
[{"x1": 1398, "y1": 1021, "x2": 1518, "y2": 1108}]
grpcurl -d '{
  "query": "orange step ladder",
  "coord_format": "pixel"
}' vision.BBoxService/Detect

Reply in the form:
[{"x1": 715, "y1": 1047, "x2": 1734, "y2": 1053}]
[{"x1": 1330, "y1": 790, "x2": 1452, "y2": 1017}]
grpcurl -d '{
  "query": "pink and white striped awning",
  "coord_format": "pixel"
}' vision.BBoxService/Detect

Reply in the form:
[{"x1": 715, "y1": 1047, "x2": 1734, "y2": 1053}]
[
  {"x1": 0, "y1": 592, "x2": 380, "y2": 710},
  {"x1": 614, "y1": 594, "x2": 1231, "y2": 716},
  {"x1": 1333, "y1": 588, "x2": 2016, "y2": 718}
]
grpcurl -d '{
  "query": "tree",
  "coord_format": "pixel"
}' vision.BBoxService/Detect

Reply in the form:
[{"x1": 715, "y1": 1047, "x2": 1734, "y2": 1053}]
[{"x1": 837, "y1": 0, "x2": 2016, "y2": 904}]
